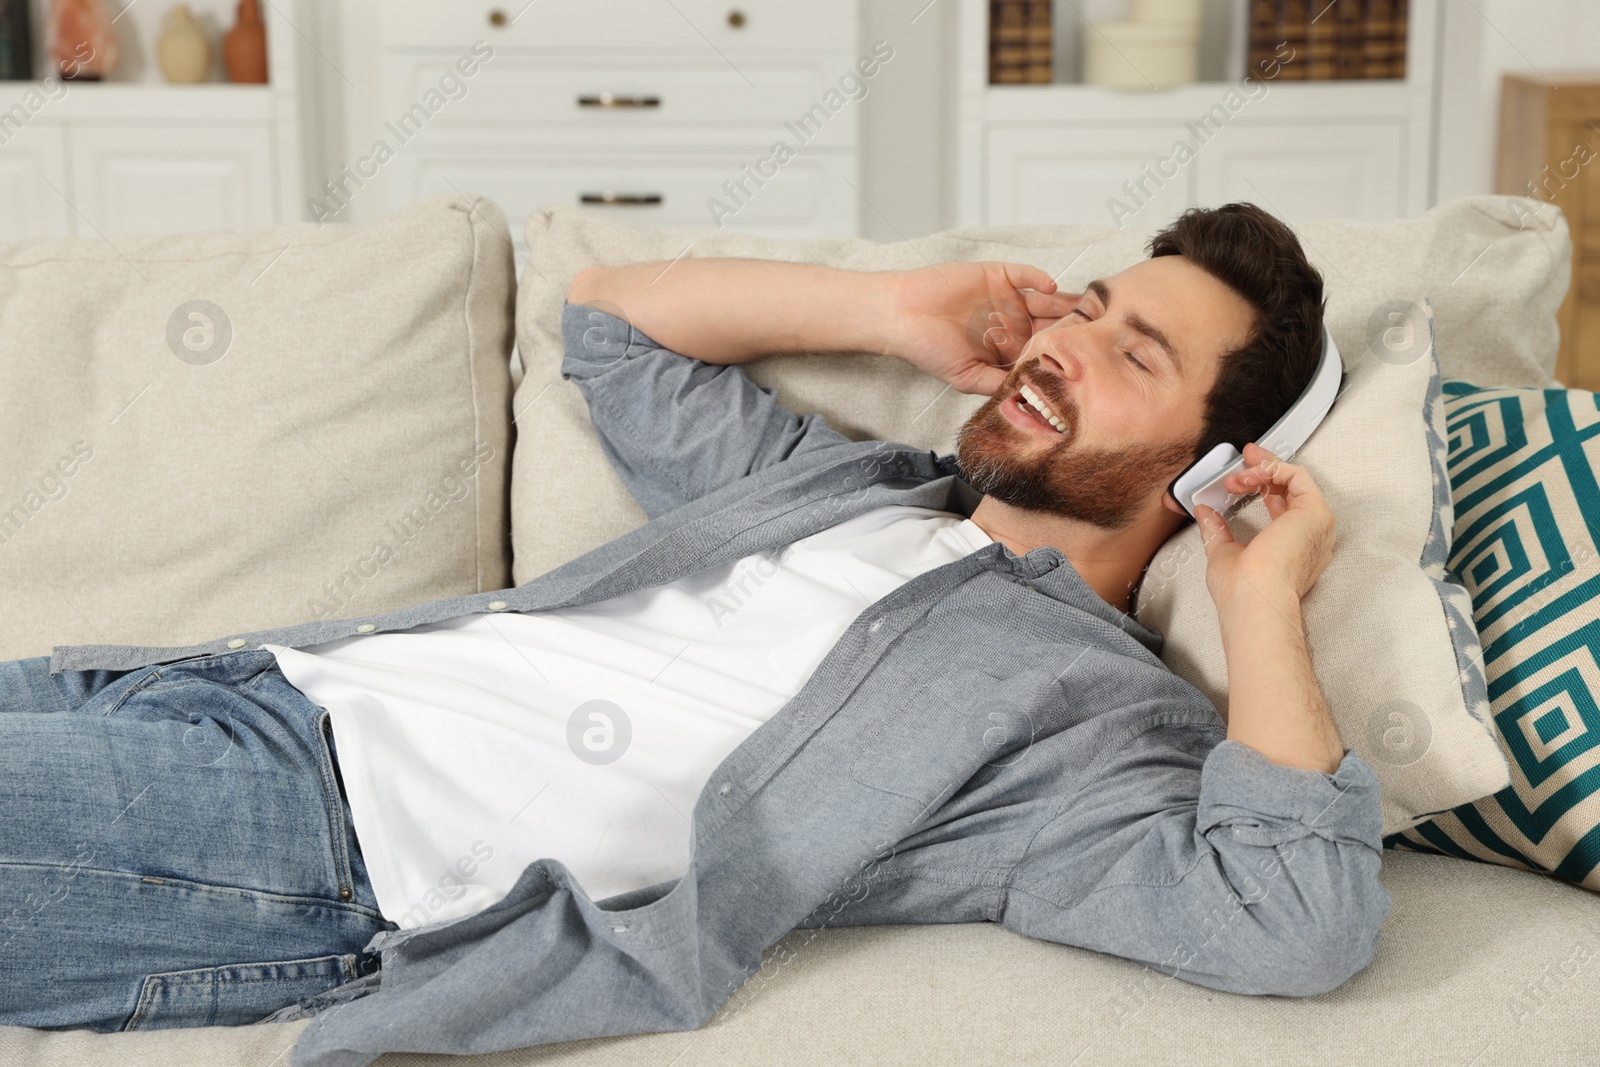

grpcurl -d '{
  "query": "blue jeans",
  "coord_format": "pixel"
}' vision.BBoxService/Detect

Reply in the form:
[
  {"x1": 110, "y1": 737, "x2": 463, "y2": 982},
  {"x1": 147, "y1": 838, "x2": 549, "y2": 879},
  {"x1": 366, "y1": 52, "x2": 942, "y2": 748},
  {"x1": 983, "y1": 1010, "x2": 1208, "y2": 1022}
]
[{"x1": 0, "y1": 647, "x2": 394, "y2": 1031}]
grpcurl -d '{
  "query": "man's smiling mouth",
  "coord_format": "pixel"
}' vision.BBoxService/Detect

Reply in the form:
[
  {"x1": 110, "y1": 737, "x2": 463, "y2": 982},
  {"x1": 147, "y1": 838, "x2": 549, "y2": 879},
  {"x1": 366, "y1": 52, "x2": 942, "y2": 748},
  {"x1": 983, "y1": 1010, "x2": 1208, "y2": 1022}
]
[{"x1": 1004, "y1": 382, "x2": 1067, "y2": 435}]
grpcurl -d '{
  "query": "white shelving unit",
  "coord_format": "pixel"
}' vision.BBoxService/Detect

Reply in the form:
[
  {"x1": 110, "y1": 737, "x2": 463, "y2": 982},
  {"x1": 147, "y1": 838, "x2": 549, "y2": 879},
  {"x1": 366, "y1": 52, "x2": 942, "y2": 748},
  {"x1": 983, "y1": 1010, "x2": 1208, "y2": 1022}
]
[
  {"x1": 956, "y1": 0, "x2": 1441, "y2": 228},
  {"x1": 0, "y1": 1, "x2": 304, "y2": 240}
]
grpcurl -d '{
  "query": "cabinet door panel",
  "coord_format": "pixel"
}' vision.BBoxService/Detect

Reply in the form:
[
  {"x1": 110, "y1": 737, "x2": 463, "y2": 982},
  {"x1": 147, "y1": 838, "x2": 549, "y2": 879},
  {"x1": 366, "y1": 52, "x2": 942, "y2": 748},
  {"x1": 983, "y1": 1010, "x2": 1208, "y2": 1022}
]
[
  {"x1": 0, "y1": 121, "x2": 71, "y2": 238},
  {"x1": 67, "y1": 125, "x2": 274, "y2": 236},
  {"x1": 1195, "y1": 122, "x2": 1404, "y2": 221},
  {"x1": 986, "y1": 126, "x2": 1195, "y2": 228}
]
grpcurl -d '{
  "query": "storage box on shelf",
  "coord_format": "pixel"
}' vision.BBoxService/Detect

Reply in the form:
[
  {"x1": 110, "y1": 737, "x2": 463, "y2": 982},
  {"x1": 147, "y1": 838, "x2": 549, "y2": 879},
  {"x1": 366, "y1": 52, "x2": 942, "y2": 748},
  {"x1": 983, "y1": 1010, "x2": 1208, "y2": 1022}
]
[{"x1": 957, "y1": 0, "x2": 1439, "y2": 228}]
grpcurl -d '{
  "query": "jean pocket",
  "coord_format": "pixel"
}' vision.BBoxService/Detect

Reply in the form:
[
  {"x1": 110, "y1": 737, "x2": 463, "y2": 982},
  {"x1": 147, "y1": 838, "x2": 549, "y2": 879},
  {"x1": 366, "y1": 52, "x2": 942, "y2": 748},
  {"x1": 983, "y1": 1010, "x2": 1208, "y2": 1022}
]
[{"x1": 123, "y1": 952, "x2": 358, "y2": 1030}]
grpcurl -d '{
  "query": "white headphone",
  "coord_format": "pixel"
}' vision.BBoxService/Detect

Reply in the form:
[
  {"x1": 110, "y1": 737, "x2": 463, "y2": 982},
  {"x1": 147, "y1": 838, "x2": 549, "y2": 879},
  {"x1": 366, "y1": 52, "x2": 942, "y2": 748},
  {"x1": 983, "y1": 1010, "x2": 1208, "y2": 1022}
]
[{"x1": 1166, "y1": 321, "x2": 1344, "y2": 521}]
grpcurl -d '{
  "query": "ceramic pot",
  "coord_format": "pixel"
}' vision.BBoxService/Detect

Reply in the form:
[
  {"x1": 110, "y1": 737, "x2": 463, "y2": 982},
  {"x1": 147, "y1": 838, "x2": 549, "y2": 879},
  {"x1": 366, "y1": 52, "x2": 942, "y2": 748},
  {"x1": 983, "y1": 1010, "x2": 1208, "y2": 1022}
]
[
  {"x1": 223, "y1": 0, "x2": 266, "y2": 83},
  {"x1": 157, "y1": 4, "x2": 210, "y2": 83},
  {"x1": 50, "y1": 0, "x2": 118, "y2": 80}
]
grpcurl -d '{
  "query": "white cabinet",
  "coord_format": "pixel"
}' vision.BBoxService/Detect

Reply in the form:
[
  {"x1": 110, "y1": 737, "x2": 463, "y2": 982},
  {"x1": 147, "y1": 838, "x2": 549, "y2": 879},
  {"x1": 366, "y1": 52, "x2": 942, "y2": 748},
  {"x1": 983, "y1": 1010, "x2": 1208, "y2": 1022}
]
[
  {"x1": 1195, "y1": 122, "x2": 1405, "y2": 221},
  {"x1": 364, "y1": 0, "x2": 864, "y2": 247},
  {"x1": 67, "y1": 125, "x2": 275, "y2": 236},
  {"x1": 0, "y1": 4, "x2": 302, "y2": 242},
  {"x1": 986, "y1": 126, "x2": 1195, "y2": 228}
]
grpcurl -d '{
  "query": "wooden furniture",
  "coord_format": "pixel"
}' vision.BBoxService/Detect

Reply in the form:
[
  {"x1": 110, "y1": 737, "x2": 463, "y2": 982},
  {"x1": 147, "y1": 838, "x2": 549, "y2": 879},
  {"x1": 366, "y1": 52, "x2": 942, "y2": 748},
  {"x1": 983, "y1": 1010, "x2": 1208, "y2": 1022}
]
[
  {"x1": 1497, "y1": 73, "x2": 1600, "y2": 391},
  {"x1": 0, "y1": 2, "x2": 302, "y2": 240},
  {"x1": 956, "y1": 0, "x2": 1441, "y2": 228},
  {"x1": 368, "y1": 0, "x2": 863, "y2": 261}
]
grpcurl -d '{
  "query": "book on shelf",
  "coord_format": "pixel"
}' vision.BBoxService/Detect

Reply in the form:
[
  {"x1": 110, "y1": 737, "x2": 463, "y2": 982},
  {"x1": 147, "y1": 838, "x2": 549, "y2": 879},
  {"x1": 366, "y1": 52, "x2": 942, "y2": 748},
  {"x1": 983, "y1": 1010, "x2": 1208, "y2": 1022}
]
[
  {"x1": 1279, "y1": 0, "x2": 1309, "y2": 79},
  {"x1": 1245, "y1": 0, "x2": 1407, "y2": 82},
  {"x1": 0, "y1": 0, "x2": 31, "y2": 81},
  {"x1": 989, "y1": 0, "x2": 1052, "y2": 85}
]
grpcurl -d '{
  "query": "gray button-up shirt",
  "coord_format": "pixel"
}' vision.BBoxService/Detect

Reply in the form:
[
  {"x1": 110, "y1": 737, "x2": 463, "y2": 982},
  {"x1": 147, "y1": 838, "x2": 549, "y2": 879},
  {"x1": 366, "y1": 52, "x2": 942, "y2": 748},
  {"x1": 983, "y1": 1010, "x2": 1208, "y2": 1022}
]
[{"x1": 49, "y1": 303, "x2": 1390, "y2": 1067}]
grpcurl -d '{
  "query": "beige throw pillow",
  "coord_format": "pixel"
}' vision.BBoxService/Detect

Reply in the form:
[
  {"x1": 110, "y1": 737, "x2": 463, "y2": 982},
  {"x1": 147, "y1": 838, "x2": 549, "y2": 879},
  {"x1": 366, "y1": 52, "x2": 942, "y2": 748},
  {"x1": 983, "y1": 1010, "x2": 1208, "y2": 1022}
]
[{"x1": 1, "y1": 193, "x2": 516, "y2": 662}]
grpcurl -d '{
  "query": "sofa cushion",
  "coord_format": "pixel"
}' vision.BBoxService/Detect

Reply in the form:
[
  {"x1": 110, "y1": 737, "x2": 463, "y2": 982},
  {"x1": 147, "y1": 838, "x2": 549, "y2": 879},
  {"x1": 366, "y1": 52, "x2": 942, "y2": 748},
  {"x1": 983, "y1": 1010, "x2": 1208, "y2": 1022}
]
[
  {"x1": 0, "y1": 193, "x2": 516, "y2": 662},
  {"x1": 510, "y1": 196, "x2": 1561, "y2": 834},
  {"x1": 1387, "y1": 381, "x2": 1600, "y2": 891}
]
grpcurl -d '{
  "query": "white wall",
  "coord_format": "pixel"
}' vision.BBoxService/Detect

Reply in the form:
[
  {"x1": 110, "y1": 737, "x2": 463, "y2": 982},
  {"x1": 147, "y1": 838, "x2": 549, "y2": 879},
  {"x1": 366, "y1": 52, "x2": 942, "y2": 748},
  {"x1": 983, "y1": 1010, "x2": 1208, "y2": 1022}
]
[
  {"x1": 1436, "y1": 0, "x2": 1600, "y2": 203},
  {"x1": 858, "y1": 0, "x2": 955, "y2": 241}
]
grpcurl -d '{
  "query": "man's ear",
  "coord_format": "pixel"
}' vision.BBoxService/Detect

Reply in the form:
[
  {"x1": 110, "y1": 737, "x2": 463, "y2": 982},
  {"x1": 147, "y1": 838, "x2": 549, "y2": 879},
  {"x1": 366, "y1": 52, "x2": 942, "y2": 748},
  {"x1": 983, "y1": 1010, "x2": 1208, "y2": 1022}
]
[{"x1": 1161, "y1": 489, "x2": 1189, "y2": 517}]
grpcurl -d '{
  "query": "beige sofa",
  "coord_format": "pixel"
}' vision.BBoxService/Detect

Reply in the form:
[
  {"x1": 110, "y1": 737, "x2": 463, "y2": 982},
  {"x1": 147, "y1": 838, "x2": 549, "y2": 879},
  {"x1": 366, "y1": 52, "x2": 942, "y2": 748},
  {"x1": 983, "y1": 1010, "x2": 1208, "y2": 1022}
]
[{"x1": 3, "y1": 194, "x2": 1598, "y2": 1066}]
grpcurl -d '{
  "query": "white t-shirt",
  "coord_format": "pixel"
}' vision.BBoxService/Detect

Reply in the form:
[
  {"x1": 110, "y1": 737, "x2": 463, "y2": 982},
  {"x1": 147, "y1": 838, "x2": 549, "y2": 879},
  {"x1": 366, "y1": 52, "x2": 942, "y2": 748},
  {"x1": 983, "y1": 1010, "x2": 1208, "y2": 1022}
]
[{"x1": 262, "y1": 505, "x2": 992, "y2": 929}]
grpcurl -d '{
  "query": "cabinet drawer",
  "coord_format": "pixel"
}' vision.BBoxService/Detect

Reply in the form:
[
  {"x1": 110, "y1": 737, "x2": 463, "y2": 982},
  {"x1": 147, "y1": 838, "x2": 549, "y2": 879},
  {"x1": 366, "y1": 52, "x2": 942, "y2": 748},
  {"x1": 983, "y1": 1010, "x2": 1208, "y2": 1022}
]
[
  {"x1": 381, "y1": 0, "x2": 857, "y2": 52},
  {"x1": 382, "y1": 54, "x2": 863, "y2": 146},
  {"x1": 390, "y1": 148, "x2": 859, "y2": 238}
]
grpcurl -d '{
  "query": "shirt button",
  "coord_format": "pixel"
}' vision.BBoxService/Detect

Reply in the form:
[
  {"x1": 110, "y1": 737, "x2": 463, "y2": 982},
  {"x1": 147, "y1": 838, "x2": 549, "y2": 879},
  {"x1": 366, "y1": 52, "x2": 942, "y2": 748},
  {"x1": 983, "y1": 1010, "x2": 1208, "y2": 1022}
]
[
  {"x1": 356, "y1": 624, "x2": 376, "y2": 633},
  {"x1": 226, "y1": 638, "x2": 246, "y2": 649},
  {"x1": 869, "y1": 618, "x2": 884, "y2": 632},
  {"x1": 718, "y1": 783, "x2": 731, "y2": 797},
  {"x1": 488, "y1": 601, "x2": 507, "y2": 610}
]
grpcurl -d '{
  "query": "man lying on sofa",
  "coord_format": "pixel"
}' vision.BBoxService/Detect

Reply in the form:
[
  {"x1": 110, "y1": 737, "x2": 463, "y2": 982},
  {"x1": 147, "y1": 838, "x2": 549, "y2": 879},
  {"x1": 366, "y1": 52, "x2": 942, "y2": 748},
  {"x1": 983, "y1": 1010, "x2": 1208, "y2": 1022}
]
[{"x1": 3, "y1": 201, "x2": 1387, "y2": 1067}]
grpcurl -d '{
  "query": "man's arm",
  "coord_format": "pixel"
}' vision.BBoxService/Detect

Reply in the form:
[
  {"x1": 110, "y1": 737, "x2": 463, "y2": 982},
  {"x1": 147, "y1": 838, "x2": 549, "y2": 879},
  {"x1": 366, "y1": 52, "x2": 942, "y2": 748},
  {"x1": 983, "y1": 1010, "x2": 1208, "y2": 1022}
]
[
  {"x1": 568, "y1": 259, "x2": 900, "y2": 364},
  {"x1": 1216, "y1": 584, "x2": 1345, "y2": 774},
  {"x1": 560, "y1": 257, "x2": 1079, "y2": 517},
  {"x1": 569, "y1": 257, "x2": 1080, "y2": 397},
  {"x1": 1197, "y1": 442, "x2": 1344, "y2": 774}
]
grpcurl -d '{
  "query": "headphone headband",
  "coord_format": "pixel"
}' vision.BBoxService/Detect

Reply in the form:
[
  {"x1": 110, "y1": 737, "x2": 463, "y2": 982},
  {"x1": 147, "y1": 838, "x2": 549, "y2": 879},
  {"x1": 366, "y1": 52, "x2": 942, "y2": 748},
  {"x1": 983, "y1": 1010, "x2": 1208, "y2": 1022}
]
[{"x1": 1165, "y1": 312, "x2": 1358, "y2": 521}]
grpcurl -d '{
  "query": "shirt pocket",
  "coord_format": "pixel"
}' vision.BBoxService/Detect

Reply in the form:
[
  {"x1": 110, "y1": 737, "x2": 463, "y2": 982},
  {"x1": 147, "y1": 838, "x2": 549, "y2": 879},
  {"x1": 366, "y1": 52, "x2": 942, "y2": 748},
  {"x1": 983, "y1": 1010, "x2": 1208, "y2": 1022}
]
[
  {"x1": 848, "y1": 668, "x2": 1026, "y2": 805},
  {"x1": 122, "y1": 952, "x2": 358, "y2": 1030}
]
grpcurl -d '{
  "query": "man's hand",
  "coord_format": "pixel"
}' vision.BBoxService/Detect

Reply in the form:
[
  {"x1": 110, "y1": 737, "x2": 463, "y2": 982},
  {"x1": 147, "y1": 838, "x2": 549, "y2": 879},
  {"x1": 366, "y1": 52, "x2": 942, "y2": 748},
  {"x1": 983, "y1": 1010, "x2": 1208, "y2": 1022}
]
[
  {"x1": 884, "y1": 261, "x2": 1082, "y2": 397},
  {"x1": 1196, "y1": 442, "x2": 1336, "y2": 611}
]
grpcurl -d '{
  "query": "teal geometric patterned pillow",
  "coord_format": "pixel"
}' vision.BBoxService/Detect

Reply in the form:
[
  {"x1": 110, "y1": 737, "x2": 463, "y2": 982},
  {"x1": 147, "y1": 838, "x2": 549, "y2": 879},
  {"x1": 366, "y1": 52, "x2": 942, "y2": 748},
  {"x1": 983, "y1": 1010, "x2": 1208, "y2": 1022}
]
[{"x1": 1385, "y1": 382, "x2": 1600, "y2": 890}]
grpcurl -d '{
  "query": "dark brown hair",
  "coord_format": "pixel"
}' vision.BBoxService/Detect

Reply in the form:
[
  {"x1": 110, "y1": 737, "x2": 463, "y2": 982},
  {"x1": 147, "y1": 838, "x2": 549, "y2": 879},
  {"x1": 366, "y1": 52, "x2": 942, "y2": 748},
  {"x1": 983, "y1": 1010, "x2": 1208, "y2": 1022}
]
[{"x1": 1147, "y1": 202, "x2": 1332, "y2": 521}]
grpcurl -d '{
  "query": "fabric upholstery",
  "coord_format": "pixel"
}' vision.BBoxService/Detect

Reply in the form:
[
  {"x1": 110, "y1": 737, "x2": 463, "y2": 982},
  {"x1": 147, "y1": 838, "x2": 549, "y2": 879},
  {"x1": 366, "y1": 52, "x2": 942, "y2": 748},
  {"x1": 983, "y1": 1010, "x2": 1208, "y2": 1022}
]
[
  {"x1": 1, "y1": 854, "x2": 1593, "y2": 1065},
  {"x1": 0, "y1": 193, "x2": 516, "y2": 663}
]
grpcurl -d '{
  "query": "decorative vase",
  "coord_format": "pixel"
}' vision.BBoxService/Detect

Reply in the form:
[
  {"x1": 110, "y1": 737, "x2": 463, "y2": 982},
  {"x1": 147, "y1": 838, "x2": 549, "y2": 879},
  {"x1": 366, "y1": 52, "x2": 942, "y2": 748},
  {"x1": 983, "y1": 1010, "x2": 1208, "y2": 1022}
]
[
  {"x1": 49, "y1": 0, "x2": 118, "y2": 80},
  {"x1": 157, "y1": 5, "x2": 210, "y2": 83},
  {"x1": 223, "y1": 0, "x2": 267, "y2": 84}
]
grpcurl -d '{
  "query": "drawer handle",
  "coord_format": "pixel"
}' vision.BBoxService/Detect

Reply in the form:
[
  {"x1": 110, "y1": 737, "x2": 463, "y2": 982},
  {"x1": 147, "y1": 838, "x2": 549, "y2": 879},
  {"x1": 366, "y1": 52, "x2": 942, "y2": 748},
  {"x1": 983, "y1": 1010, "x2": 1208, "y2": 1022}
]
[
  {"x1": 728, "y1": 8, "x2": 746, "y2": 27},
  {"x1": 488, "y1": 8, "x2": 507, "y2": 27},
  {"x1": 580, "y1": 192, "x2": 664, "y2": 206},
  {"x1": 577, "y1": 93, "x2": 661, "y2": 109}
]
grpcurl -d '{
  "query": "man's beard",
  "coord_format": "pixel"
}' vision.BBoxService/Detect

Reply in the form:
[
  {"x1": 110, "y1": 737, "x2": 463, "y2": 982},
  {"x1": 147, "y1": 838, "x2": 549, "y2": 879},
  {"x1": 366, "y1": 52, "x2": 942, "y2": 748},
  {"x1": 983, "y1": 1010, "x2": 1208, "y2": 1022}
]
[{"x1": 953, "y1": 383, "x2": 1199, "y2": 531}]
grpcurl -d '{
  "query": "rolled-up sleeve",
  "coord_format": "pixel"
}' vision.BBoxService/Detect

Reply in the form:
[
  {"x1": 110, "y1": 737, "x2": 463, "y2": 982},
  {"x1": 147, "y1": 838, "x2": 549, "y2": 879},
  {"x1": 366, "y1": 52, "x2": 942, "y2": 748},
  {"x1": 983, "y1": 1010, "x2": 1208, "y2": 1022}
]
[
  {"x1": 1004, "y1": 727, "x2": 1391, "y2": 998},
  {"x1": 559, "y1": 301, "x2": 853, "y2": 520}
]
